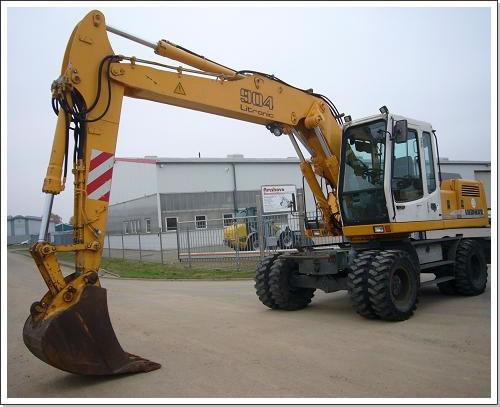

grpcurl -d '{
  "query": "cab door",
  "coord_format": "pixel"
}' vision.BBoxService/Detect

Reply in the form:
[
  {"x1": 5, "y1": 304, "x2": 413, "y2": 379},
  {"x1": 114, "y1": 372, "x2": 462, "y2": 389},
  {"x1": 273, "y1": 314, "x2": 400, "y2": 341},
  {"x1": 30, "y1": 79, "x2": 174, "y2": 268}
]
[
  {"x1": 390, "y1": 121, "x2": 441, "y2": 223},
  {"x1": 420, "y1": 128, "x2": 441, "y2": 221}
]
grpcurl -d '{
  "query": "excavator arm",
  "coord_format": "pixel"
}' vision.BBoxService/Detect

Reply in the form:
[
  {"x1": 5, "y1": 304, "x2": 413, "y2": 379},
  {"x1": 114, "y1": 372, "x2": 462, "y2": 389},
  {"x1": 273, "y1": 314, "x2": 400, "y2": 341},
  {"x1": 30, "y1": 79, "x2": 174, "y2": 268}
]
[{"x1": 24, "y1": 10, "x2": 345, "y2": 376}]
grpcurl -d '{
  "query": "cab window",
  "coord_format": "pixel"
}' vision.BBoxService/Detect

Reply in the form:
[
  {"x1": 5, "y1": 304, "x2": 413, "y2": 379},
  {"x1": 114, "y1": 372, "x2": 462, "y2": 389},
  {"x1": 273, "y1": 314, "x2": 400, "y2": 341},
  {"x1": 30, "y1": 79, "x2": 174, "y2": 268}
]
[
  {"x1": 340, "y1": 120, "x2": 389, "y2": 225},
  {"x1": 392, "y1": 129, "x2": 424, "y2": 202}
]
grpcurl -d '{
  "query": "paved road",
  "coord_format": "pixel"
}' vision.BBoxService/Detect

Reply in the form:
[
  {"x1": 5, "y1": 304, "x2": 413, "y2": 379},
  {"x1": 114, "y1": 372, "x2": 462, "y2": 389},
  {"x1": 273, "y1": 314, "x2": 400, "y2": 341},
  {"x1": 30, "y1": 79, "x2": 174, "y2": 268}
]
[{"x1": 7, "y1": 251, "x2": 491, "y2": 399}]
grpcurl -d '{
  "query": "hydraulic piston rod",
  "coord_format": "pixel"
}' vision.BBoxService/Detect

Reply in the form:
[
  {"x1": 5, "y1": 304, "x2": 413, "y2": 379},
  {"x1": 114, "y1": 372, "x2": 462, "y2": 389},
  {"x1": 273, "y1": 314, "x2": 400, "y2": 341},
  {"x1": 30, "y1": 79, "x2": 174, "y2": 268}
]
[
  {"x1": 106, "y1": 25, "x2": 156, "y2": 49},
  {"x1": 107, "y1": 24, "x2": 238, "y2": 77},
  {"x1": 38, "y1": 194, "x2": 54, "y2": 242}
]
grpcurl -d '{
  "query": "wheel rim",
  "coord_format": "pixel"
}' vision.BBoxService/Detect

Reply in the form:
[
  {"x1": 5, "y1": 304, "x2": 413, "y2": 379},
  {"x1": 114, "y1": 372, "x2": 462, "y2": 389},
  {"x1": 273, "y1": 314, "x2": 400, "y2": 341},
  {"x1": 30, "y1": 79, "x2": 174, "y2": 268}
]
[
  {"x1": 390, "y1": 267, "x2": 412, "y2": 308},
  {"x1": 281, "y1": 234, "x2": 293, "y2": 248}
]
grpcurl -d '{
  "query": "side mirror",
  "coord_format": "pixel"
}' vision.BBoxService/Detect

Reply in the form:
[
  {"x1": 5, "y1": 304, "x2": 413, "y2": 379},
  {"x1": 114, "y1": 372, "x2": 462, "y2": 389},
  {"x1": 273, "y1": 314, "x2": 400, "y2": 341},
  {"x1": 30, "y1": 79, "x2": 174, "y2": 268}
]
[{"x1": 393, "y1": 120, "x2": 408, "y2": 143}]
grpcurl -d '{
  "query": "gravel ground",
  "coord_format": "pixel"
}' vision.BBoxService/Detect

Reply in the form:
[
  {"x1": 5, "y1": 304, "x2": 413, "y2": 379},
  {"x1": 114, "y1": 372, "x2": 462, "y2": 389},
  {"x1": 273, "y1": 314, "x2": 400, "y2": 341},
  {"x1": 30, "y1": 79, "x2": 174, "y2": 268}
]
[{"x1": 7, "y1": 251, "x2": 491, "y2": 400}]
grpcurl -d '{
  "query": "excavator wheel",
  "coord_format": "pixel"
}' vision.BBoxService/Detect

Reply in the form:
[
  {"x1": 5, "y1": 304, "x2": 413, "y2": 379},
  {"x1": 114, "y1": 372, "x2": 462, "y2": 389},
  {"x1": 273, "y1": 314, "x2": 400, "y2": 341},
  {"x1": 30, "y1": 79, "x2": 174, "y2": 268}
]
[
  {"x1": 255, "y1": 254, "x2": 281, "y2": 309},
  {"x1": 278, "y1": 230, "x2": 295, "y2": 250},
  {"x1": 268, "y1": 258, "x2": 315, "y2": 310},
  {"x1": 347, "y1": 250, "x2": 381, "y2": 319},
  {"x1": 367, "y1": 250, "x2": 419, "y2": 321},
  {"x1": 454, "y1": 239, "x2": 488, "y2": 296},
  {"x1": 23, "y1": 285, "x2": 161, "y2": 376}
]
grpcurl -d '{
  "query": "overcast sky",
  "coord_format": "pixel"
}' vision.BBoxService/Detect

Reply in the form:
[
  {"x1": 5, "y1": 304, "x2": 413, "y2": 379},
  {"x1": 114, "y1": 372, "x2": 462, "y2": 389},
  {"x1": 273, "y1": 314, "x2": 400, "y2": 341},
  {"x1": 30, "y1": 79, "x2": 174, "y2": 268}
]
[{"x1": 6, "y1": 4, "x2": 492, "y2": 222}]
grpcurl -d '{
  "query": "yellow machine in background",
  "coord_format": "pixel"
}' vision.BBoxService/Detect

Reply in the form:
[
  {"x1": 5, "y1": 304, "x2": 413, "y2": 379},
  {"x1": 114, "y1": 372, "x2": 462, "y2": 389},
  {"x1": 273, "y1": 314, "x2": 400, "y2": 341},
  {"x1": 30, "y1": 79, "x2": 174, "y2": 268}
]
[
  {"x1": 223, "y1": 207, "x2": 299, "y2": 251},
  {"x1": 223, "y1": 208, "x2": 260, "y2": 251},
  {"x1": 24, "y1": 10, "x2": 490, "y2": 376}
]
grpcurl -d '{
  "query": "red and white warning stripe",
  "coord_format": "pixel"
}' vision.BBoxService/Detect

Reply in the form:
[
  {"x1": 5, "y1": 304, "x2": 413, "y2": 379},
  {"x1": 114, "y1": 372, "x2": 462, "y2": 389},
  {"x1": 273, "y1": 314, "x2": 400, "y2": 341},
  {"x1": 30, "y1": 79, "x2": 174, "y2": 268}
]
[{"x1": 87, "y1": 149, "x2": 114, "y2": 202}]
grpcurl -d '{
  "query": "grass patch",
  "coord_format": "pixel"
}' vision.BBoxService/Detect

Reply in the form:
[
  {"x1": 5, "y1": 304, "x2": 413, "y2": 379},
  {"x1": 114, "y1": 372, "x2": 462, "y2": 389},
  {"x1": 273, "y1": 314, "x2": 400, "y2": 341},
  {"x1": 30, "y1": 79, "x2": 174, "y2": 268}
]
[
  {"x1": 100, "y1": 257, "x2": 255, "y2": 279},
  {"x1": 8, "y1": 246, "x2": 255, "y2": 279}
]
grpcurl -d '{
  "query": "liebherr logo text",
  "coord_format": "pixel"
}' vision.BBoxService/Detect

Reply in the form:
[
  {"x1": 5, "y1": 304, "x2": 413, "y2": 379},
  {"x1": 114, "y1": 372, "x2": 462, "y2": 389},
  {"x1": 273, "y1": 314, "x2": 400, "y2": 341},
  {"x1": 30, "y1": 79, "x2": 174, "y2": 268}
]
[{"x1": 240, "y1": 88, "x2": 274, "y2": 118}]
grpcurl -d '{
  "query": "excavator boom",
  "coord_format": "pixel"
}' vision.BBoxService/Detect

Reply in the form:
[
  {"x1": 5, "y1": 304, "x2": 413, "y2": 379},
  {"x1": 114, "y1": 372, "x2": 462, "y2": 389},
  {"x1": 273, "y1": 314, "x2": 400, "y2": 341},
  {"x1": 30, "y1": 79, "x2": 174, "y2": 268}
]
[{"x1": 24, "y1": 10, "x2": 345, "y2": 375}]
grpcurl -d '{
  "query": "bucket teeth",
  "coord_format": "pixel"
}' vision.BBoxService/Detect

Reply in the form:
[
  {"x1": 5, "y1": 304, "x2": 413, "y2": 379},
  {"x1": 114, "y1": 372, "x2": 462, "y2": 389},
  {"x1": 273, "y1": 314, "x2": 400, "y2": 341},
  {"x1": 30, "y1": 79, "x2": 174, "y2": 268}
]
[{"x1": 23, "y1": 285, "x2": 161, "y2": 376}]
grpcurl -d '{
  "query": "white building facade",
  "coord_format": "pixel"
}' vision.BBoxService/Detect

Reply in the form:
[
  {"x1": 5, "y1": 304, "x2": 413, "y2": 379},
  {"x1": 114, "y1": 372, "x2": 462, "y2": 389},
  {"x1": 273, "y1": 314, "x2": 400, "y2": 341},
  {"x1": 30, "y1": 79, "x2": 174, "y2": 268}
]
[
  {"x1": 106, "y1": 156, "x2": 491, "y2": 236},
  {"x1": 107, "y1": 156, "x2": 317, "y2": 235}
]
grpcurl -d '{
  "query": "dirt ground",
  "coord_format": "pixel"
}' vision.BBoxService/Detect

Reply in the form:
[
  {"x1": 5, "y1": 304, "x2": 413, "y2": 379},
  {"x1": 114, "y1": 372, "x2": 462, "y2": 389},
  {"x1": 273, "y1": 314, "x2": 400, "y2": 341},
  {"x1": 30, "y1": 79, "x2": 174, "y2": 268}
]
[{"x1": 7, "y1": 251, "x2": 491, "y2": 399}]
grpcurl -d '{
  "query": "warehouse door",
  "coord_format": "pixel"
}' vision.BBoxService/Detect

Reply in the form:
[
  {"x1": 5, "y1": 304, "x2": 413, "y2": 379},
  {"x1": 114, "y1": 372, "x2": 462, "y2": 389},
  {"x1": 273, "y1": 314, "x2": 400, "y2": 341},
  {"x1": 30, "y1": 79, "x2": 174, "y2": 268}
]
[{"x1": 474, "y1": 171, "x2": 491, "y2": 208}]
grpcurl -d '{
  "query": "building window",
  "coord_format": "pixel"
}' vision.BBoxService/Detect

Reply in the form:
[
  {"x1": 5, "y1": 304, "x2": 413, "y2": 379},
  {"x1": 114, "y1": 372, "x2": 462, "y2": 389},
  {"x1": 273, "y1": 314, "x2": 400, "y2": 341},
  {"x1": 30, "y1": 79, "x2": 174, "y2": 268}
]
[
  {"x1": 166, "y1": 217, "x2": 178, "y2": 231},
  {"x1": 223, "y1": 213, "x2": 234, "y2": 226},
  {"x1": 131, "y1": 220, "x2": 137, "y2": 234},
  {"x1": 145, "y1": 218, "x2": 151, "y2": 233},
  {"x1": 133, "y1": 220, "x2": 141, "y2": 234},
  {"x1": 123, "y1": 221, "x2": 129, "y2": 234},
  {"x1": 195, "y1": 215, "x2": 207, "y2": 229}
]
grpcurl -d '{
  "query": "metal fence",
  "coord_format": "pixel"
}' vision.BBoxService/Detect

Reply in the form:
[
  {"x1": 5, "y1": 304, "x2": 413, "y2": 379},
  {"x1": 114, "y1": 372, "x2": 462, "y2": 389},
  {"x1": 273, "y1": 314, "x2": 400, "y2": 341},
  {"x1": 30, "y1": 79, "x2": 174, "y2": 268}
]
[
  {"x1": 103, "y1": 232, "x2": 179, "y2": 265},
  {"x1": 102, "y1": 210, "x2": 345, "y2": 271}
]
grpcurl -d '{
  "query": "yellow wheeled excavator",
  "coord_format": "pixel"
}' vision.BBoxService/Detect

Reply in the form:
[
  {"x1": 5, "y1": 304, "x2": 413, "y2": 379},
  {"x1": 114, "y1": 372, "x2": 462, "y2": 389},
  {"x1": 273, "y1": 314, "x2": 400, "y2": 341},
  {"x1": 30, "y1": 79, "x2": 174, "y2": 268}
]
[{"x1": 24, "y1": 10, "x2": 490, "y2": 376}]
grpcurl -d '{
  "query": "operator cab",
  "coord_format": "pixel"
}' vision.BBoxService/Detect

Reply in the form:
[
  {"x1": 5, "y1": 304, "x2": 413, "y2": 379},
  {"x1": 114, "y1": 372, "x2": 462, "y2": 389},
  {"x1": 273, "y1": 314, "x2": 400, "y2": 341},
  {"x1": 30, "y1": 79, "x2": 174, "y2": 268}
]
[{"x1": 338, "y1": 110, "x2": 441, "y2": 226}]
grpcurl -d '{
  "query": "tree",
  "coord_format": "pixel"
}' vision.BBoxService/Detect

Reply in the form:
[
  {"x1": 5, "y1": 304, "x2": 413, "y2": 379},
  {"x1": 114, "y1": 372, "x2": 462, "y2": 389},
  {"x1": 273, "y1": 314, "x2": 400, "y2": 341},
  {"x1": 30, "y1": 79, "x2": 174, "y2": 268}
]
[{"x1": 50, "y1": 213, "x2": 62, "y2": 224}]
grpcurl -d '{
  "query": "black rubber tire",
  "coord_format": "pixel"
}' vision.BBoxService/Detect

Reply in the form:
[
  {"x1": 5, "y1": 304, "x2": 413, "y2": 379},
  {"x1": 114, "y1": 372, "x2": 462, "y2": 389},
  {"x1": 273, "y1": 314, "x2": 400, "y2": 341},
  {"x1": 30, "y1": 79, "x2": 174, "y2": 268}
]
[
  {"x1": 268, "y1": 258, "x2": 315, "y2": 310},
  {"x1": 248, "y1": 233, "x2": 259, "y2": 251},
  {"x1": 255, "y1": 255, "x2": 280, "y2": 309},
  {"x1": 454, "y1": 239, "x2": 488, "y2": 296},
  {"x1": 437, "y1": 280, "x2": 457, "y2": 295},
  {"x1": 347, "y1": 250, "x2": 380, "y2": 319},
  {"x1": 368, "y1": 250, "x2": 419, "y2": 321},
  {"x1": 278, "y1": 231, "x2": 294, "y2": 249}
]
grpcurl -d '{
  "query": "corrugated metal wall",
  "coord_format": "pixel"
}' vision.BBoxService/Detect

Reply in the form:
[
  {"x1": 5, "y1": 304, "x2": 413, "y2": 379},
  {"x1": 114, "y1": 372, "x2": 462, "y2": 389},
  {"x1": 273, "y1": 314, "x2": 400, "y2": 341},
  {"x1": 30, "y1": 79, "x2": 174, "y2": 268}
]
[
  {"x1": 106, "y1": 194, "x2": 159, "y2": 234},
  {"x1": 156, "y1": 163, "x2": 234, "y2": 193},
  {"x1": 159, "y1": 189, "x2": 304, "y2": 230}
]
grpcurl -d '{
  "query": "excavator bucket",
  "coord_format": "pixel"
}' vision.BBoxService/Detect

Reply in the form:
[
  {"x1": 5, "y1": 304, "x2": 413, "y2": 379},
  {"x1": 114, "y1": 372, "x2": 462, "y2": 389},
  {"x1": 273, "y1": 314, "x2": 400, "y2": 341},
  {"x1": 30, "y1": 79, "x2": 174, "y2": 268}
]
[{"x1": 23, "y1": 285, "x2": 161, "y2": 376}]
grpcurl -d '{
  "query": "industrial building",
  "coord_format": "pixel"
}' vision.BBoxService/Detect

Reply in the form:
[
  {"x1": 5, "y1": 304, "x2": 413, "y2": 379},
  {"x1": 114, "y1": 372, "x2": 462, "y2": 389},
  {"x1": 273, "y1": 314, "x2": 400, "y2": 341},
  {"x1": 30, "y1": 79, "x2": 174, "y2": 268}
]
[
  {"x1": 106, "y1": 155, "x2": 491, "y2": 235},
  {"x1": 106, "y1": 155, "x2": 312, "y2": 234},
  {"x1": 7, "y1": 215, "x2": 55, "y2": 245}
]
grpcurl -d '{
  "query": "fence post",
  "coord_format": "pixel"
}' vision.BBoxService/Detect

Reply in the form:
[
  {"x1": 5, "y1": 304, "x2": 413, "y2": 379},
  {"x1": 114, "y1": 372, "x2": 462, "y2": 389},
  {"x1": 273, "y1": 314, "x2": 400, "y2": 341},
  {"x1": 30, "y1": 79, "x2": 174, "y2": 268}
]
[
  {"x1": 234, "y1": 218, "x2": 240, "y2": 271},
  {"x1": 107, "y1": 233, "x2": 111, "y2": 258},
  {"x1": 138, "y1": 233, "x2": 142, "y2": 262},
  {"x1": 186, "y1": 226, "x2": 192, "y2": 269},
  {"x1": 176, "y1": 223, "x2": 181, "y2": 261},
  {"x1": 256, "y1": 194, "x2": 264, "y2": 260},
  {"x1": 159, "y1": 231, "x2": 164, "y2": 264},
  {"x1": 121, "y1": 232, "x2": 125, "y2": 259}
]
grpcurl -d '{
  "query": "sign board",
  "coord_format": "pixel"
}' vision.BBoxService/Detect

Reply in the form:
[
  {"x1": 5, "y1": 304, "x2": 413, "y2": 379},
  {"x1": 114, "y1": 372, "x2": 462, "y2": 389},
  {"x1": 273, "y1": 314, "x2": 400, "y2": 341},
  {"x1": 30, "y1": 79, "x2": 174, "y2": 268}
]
[{"x1": 261, "y1": 185, "x2": 297, "y2": 214}]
